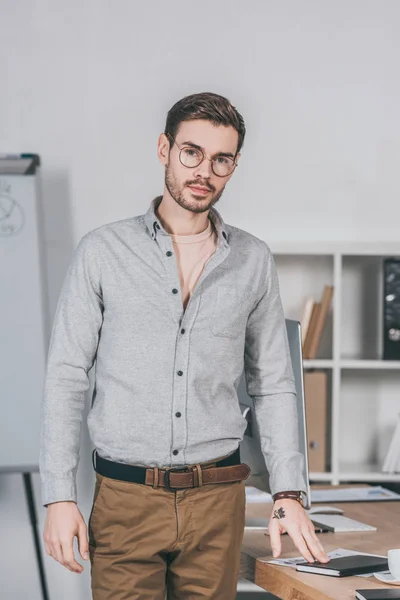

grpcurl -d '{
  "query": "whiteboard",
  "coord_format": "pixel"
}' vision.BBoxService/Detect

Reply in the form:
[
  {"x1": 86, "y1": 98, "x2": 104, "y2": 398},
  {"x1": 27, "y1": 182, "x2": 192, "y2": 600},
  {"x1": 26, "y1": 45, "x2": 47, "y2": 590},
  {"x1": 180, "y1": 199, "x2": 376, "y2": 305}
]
[{"x1": 0, "y1": 156, "x2": 48, "y2": 472}]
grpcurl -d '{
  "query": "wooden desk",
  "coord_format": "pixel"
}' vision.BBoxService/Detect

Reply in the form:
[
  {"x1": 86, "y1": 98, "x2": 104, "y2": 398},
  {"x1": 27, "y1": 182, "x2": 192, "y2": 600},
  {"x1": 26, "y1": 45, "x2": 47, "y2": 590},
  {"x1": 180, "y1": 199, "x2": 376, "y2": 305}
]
[{"x1": 240, "y1": 488, "x2": 400, "y2": 600}]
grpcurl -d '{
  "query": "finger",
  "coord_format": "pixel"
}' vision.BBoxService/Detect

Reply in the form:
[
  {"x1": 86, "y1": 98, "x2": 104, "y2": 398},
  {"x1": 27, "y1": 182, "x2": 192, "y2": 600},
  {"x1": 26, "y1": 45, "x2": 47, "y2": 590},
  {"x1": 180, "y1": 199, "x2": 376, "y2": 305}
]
[
  {"x1": 269, "y1": 523, "x2": 282, "y2": 558},
  {"x1": 304, "y1": 528, "x2": 330, "y2": 562},
  {"x1": 288, "y1": 529, "x2": 315, "y2": 563},
  {"x1": 311, "y1": 529, "x2": 329, "y2": 555},
  {"x1": 50, "y1": 541, "x2": 63, "y2": 564},
  {"x1": 60, "y1": 539, "x2": 83, "y2": 573},
  {"x1": 77, "y1": 522, "x2": 90, "y2": 560},
  {"x1": 307, "y1": 522, "x2": 329, "y2": 551},
  {"x1": 44, "y1": 540, "x2": 51, "y2": 557},
  {"x1": 303, "y1": 533, "x2": 327, "y2": 562}
]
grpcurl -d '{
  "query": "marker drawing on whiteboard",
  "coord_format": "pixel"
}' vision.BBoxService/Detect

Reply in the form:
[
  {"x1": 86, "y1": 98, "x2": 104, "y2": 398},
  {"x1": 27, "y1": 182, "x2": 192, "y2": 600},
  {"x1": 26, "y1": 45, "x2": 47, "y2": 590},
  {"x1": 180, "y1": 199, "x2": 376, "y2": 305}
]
[{"x1": 0, "y1": 194, "x2": 25, "y2": 236}]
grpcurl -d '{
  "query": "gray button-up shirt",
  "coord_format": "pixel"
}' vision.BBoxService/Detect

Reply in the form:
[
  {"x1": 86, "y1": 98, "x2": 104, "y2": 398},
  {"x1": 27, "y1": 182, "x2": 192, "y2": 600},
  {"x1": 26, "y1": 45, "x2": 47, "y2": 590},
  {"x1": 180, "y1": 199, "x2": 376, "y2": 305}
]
[{"x1": 39, "y1": 195, "x2": 306, "y2": 506}]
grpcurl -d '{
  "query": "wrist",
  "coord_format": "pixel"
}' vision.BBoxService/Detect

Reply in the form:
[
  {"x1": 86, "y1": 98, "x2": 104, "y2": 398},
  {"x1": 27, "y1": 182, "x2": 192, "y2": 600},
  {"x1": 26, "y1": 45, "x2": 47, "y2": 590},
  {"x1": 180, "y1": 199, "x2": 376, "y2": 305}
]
[{"x1": 272, "y1": 490, "x2": 305, "y2": 507}]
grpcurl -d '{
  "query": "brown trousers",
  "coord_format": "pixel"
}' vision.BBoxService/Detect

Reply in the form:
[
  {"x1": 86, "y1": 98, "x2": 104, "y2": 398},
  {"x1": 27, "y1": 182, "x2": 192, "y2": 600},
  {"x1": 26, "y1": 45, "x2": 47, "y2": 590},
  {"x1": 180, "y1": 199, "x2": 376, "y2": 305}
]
[{"x1": 88, "y1": 465, "x2": 246, "y2": 599}]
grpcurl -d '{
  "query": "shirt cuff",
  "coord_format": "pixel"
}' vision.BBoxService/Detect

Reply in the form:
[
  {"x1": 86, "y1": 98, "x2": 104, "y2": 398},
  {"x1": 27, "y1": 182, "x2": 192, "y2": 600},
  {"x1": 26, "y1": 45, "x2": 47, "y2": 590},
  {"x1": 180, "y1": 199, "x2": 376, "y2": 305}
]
[
  {"x1": 267, "y1": 451, "x2": 308, "y2": 499},
  {"x1": 41, "y1": 478, "x2": 77, "y2": 507}
]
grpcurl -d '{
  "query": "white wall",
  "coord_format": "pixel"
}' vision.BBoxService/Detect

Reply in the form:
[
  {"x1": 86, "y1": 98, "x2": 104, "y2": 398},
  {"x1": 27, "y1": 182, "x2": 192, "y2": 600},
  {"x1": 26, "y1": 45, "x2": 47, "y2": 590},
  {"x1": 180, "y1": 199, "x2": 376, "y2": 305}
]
[{"x1": 1, "y1": 1, "x2": 399, "y2": 598}]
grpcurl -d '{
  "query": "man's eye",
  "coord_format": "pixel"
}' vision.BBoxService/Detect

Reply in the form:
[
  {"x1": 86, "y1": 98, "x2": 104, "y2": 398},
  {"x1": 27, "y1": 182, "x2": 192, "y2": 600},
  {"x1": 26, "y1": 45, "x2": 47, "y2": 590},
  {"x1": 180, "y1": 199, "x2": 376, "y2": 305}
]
[{"x1": 183, "y1": 148, "x2": 201, "y2": 158}]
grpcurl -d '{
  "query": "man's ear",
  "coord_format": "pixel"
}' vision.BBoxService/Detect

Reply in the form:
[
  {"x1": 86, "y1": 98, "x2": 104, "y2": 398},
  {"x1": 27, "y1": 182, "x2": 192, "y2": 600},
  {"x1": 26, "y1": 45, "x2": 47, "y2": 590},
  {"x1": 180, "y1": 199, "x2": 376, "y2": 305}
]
[
  {"x1": 157, "y1": 133, "x2": 170, "y2": 166},
  {"x1": 225, "y1": 152, "x2": 241, "y2": 184}
]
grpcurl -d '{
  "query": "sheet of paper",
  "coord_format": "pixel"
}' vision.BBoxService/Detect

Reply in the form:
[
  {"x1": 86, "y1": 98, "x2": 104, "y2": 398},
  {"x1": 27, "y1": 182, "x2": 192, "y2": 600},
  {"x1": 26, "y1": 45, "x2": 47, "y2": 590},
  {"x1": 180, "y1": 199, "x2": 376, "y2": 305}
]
[
  {"x1": 311, "y1": 485, "x2": 400, "y2": 503},
  {"x1": 262, "y1": 547, "x2": 388, "y2": 577}
]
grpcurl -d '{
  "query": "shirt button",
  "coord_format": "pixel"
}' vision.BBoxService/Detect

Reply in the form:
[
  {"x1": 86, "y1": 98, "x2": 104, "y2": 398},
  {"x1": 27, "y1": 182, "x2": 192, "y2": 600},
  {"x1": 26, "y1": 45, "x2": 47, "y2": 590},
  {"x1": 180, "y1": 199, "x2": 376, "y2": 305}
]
[
  {"x1": 181, "y1": 328, "x2": 185, "y2": 334},
  {"x1": 177, "y1": 370, "x2": 183, "y2": 376},
  {"x1": 166, "y1": 250, "x2": 173, "y2": 256},
  {"x1": 173, "y1": 449, "x2": 179, "y2": 456},
  {"x1": 172, "y1": 288, "x2": 178, "y2": 294},
  {"x1": 175, "y1": 412, "x2": 181, "y2": 418}
]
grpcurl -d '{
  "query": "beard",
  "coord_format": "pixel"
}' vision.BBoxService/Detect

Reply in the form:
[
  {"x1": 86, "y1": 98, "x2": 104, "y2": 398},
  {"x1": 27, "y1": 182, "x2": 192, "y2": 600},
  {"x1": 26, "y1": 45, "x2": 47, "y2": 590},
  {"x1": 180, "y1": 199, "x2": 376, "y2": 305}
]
[{"x1": 164, "y1": 163, "x2": 226, "y2": 214}]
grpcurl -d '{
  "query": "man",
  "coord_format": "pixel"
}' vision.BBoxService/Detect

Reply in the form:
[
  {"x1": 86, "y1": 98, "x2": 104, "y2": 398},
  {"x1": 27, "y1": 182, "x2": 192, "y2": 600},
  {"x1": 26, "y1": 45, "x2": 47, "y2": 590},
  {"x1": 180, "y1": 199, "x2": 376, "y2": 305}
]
[{"x1": 40, "y1": 91, "x2": 329, "y2": 600}]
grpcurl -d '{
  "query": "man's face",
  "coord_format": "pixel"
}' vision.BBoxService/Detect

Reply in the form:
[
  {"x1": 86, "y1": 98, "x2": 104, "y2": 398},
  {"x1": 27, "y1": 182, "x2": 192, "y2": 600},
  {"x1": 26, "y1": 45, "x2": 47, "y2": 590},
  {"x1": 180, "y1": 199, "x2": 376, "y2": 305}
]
[{"x1": 158, "y1": 119, "x2": 240, "y2": 214}]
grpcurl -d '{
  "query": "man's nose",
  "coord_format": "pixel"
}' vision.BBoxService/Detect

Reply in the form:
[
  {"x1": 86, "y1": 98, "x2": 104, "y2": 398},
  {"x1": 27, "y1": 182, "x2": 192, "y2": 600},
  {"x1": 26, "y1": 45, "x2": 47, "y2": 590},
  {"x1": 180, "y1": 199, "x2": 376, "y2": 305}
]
[{"x1": 192, "y1": 157, "x2": 213, "y2": 179}]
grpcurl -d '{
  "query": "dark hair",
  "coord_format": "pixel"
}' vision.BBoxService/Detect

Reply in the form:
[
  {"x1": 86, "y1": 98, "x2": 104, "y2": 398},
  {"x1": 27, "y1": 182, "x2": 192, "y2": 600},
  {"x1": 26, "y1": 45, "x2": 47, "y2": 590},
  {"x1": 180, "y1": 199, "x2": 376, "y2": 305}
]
[{"x1": 164, "y1": 92, "x2": 246, "y2": 155}]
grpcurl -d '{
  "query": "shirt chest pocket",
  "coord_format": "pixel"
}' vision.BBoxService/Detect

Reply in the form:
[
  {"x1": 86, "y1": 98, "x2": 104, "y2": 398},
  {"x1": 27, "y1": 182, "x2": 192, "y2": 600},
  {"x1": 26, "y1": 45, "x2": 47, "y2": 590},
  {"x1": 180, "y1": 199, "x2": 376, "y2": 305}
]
[{"x1": 209, "y1": 284, "x2": 255, "y2": 339}]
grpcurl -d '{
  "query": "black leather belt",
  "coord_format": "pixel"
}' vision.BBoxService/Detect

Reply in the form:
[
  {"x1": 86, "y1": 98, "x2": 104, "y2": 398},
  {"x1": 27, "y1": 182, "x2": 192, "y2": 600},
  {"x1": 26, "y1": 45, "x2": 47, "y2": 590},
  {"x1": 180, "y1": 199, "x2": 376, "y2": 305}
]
[{"x1": 92, "y1": 447, "x2": 242, "y2": 491}]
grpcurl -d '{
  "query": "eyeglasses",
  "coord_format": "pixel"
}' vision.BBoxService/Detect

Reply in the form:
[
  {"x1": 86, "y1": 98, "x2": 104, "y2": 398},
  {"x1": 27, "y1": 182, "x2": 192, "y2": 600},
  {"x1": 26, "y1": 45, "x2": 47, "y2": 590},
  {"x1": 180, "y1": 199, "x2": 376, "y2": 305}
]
[{"x1": 167, "y1": 133, "x2": 238, "y2": 177}]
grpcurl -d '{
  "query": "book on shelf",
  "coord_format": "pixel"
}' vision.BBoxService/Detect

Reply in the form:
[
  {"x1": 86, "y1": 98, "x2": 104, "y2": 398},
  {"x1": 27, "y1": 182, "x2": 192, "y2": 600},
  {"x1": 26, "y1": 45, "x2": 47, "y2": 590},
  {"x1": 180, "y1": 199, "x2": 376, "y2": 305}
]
[
  {"x1": 302, "y1": 301, "x2": 320, "y2": 357},
  {"x1": 308, "y1": 285, "x2": 334, "y2": 359},
  {"x1": 302, "y1": 285, "x2": 334, "y2": 359},
  {"x1": 300, "y1": 296, "x2": 315, "y2": 346},
  {"x1": 382, "y1": 413, "x2": 400, "y2": 473}
]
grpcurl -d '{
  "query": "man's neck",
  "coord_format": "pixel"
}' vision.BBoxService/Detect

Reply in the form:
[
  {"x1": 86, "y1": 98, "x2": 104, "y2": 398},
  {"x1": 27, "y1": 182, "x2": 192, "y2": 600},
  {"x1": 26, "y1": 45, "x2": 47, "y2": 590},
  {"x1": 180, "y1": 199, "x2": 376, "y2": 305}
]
[{"x1": 156, "y1": 192, "x2": 210, "y2": 236}]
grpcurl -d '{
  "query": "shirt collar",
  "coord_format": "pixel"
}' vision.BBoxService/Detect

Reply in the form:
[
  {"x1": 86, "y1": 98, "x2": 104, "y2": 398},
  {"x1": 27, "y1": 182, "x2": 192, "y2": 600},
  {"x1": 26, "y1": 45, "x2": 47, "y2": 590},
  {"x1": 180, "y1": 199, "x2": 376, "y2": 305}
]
[{"x1": 144, "y1": 195, "x2": 229, "y2": 247}]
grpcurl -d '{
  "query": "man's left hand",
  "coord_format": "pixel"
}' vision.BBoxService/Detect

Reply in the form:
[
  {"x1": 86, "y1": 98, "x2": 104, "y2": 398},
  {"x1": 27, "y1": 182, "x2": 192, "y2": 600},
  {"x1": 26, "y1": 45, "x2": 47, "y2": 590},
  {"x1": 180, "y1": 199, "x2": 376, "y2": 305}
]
[{"x1": 267, "y1": 499, "x2": 330, "y2": 563}]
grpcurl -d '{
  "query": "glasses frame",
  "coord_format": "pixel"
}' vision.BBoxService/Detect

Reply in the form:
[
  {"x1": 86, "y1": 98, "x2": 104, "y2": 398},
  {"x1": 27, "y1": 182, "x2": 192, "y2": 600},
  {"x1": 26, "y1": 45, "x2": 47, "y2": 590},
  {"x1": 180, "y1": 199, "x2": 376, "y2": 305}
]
[{"x1": 167, "y1": 133, "x2": 238, "y2": 178}]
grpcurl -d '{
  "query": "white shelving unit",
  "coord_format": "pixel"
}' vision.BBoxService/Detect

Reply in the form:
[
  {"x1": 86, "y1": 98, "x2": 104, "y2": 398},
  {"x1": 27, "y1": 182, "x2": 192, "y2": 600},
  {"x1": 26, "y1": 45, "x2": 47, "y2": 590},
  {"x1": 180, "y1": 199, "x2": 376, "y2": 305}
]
[{"x1": 271, "y1": 242, "x2": 400, "y2": 486}]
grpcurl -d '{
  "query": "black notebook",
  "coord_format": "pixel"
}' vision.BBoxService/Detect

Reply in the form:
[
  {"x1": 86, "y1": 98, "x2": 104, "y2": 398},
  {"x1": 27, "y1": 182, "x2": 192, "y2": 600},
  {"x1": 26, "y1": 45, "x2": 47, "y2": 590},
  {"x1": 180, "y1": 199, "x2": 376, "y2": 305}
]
[
  {"x1": 296, "y1": 554, "x2": 389, "y2": 577},
  {"x1": 355, "y1": 591, "x2": 400, "y2": 600}
]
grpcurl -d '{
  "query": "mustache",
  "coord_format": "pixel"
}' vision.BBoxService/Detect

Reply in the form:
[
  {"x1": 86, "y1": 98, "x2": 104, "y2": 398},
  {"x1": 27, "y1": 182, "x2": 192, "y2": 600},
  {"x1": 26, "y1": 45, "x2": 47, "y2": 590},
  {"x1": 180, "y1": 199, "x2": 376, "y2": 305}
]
[{"x1": 186, "y1": 181, "x2": 214, "y2": 191}]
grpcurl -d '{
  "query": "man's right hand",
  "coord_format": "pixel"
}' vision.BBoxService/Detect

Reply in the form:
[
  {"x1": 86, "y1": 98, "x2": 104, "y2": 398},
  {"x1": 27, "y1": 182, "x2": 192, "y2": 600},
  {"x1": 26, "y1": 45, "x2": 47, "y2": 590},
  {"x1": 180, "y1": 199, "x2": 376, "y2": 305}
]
[{"x1": 43, "y1": 501, "x2": 90, "y2": 573}]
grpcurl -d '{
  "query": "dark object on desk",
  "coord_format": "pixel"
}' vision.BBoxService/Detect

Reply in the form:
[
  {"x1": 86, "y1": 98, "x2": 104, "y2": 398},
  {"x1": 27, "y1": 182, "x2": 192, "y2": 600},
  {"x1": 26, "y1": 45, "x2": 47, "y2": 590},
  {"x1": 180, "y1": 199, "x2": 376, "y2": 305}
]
[
  {"x1": 262, "y1": 527, "x2": 330, "y2": 535},
  {"x1": 313, "y1": 526, "x2": 330, "y2": 533},
  {"x1": 262, "y1": 526, "x2": 330, "y2": 535},
  {"x1": 383, "y1": 257, "x2": 400, "y2": 360},
  {"x1": 355, "y1": 590, "x2": 400, "y2": 600},
  {"x1": 245, "y1": 517, "x2": 329, "y2": 533},
  {"x1": 296, "y1": 554, "x2": 389, "y2": 577}
]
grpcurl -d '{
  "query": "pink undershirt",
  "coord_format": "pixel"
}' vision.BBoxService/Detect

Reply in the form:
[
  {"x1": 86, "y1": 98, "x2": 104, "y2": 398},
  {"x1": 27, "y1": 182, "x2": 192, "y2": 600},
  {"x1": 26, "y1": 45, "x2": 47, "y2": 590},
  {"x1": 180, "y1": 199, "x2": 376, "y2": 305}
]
[{"x1": 170, "y1": 217, "x2": 218, "y2": 310}]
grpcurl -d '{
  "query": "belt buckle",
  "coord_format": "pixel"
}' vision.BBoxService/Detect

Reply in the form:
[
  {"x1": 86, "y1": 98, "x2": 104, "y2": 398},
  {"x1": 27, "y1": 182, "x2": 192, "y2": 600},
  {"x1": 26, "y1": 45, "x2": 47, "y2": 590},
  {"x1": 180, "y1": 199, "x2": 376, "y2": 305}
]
[{"x1": 164, "y1": 465, "x2": 192, "y2": 491}]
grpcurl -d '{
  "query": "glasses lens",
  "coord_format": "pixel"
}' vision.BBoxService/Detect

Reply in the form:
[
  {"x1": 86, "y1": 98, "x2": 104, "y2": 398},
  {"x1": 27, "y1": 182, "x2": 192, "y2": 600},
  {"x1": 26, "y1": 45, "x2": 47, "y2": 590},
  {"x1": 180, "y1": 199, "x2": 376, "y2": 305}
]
[
  {"x1": 180, "y1": 147, "x2": 203, "y2": 168},
  {"x1": 212, "y1": 157, "x2": 235, "y2": 176}
]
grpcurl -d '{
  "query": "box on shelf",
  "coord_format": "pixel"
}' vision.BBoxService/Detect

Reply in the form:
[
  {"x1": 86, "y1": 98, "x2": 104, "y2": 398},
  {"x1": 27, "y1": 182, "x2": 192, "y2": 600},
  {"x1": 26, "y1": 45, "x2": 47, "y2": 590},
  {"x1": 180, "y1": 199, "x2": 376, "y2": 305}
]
[{"x1": 304, "y1": 371, "x2": 328, "y2": 473}]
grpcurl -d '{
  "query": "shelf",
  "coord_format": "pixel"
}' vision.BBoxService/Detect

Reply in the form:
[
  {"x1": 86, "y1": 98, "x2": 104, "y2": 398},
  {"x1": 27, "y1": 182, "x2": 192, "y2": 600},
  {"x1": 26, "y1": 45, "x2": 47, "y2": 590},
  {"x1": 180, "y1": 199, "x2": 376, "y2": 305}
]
[
  {"x1": 338, "y1": 473, "x2": 400, "y2": 482},
  {"x1": 237, "y1": 579, "x2": 267, "y2": 593},
  {"x1": 338, "y1": 462, "x2": 400, "y2": 482},
  {"x1": 340, "y1": 359, "x2": 400, "y2": 370},
  {"x1": 309, "y1": 472, "x2": 333, "y2": 481},
  {"x1": 302, "y1": 359, "x2": 400, "y2": 369},
  {"x1": 303, "y1": 359, "x2": 334, "y2": 369},
  {"x1": 272, "y1": 242, "x2": 337, "y2": 255},
  {"x1": 274, "y1": 244, "x2": 400, "y2": 490},
  {"x1": 272, "y1": 241, "x2": 400, "y2": 256}
]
